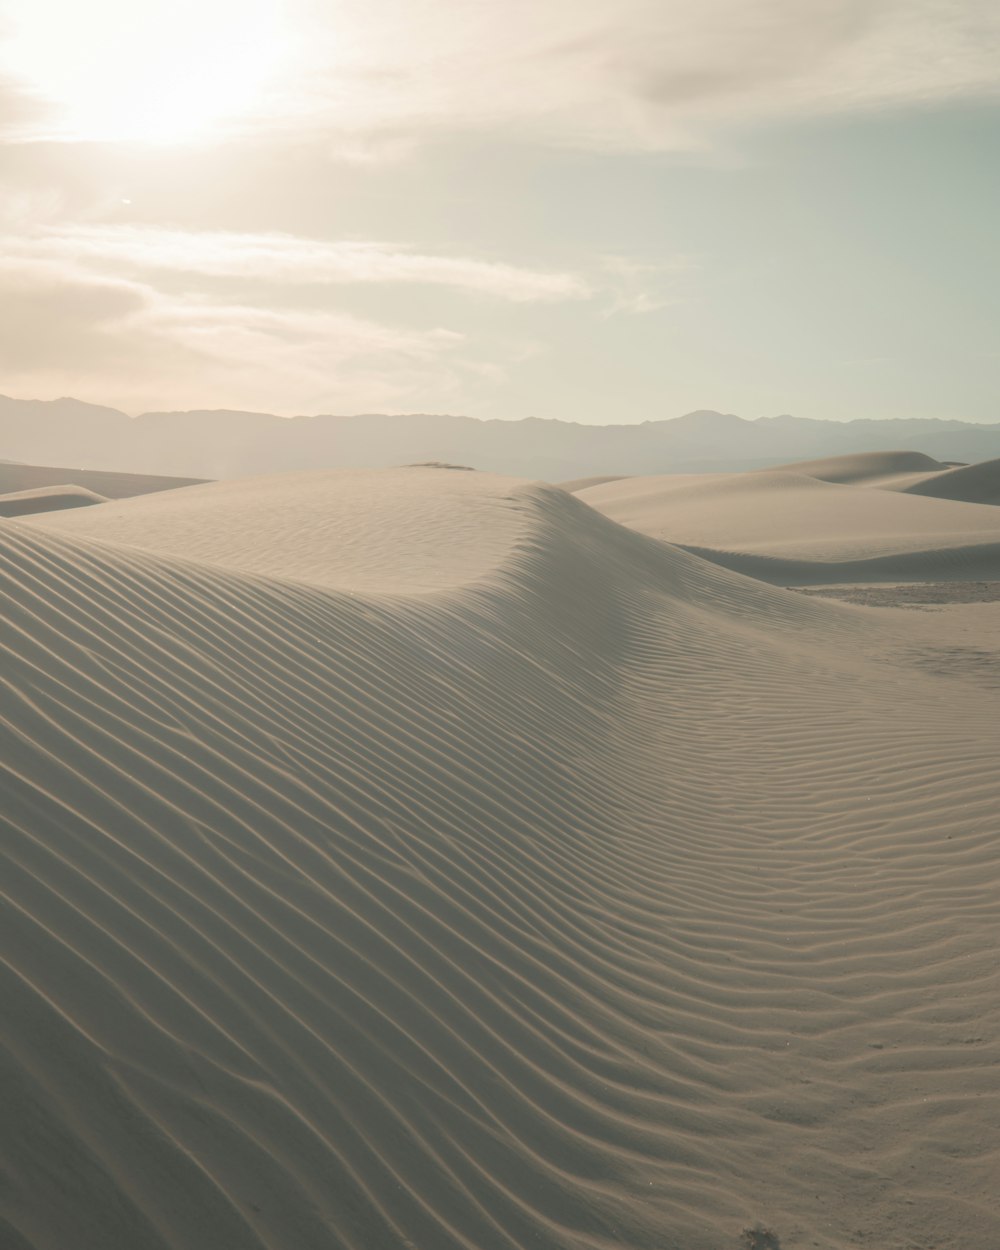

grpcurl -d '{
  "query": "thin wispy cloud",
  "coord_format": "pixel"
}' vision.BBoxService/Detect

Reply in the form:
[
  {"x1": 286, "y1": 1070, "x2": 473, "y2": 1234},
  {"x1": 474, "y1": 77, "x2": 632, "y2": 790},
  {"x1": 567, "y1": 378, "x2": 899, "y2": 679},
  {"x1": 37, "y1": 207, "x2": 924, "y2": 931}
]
[
  {"x1": 7, "y1": 226, "x2": 592, "y2": 302},
  {"x1": 0, "y1": 223, "x2": 647, "y2": 411},
  {"x1": 0, "y1": 253, "x2": 494, "y2": 413}
]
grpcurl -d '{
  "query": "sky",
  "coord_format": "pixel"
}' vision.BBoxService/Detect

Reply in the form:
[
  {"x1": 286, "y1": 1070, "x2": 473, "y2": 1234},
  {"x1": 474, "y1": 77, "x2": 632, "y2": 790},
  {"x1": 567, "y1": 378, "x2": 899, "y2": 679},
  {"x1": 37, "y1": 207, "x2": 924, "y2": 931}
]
[{"x1": 0, "y1": 0, "x2": 998, "y2": 423}]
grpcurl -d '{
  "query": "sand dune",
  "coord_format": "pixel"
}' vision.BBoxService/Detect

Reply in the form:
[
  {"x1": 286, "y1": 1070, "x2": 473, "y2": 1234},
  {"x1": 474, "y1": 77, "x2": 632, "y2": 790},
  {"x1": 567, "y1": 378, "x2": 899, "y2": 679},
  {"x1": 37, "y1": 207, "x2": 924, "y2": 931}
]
[
  {"x1": 894, "y1": 457, "x2": 1000, "y2": 507},
  {"x1": 578, "y1": 468, "x2": 1000, "y2": 583},
  {"x1": 0, "y1": 484, "x2": 107, "y2": 517},
  {"x1": 21, "y1": 468, "x2": 525, "y2": 593},
  {"x1": 4, "y1": 468, "x2": 1000, "y2": 1250},
  {"x1": 757, "y1": 452, "x2": 1000, "y2": 508},
  {"x1": 750, "y1": 450, "x2": 949, "y2": 485},
  {"x1": 557, "y1": 474, "x2": 628, "y2": 493},
  {"x1": 0, "y1": 461, "x2": 206, "y2": 500}
]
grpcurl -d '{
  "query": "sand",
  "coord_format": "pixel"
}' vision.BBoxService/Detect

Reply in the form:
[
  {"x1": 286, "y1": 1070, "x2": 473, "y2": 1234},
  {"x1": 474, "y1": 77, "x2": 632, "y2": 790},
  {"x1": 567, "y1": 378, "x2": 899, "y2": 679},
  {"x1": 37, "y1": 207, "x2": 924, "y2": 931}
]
[
  {"x1": 3, "y1": 464, "x2": 1000, "y2": 1250},
  {"x1": 576, "y1": 454, "x2": 1000, "y2": 584},
  {"x1": 0, "y1": 484, "x2": 108, "y2": 518},
  {"x1": 0, "y1": 461, "x2": 206, "y2": 500},
  {"x1": 19, "y1": 468, "x2": 524, "y2": 593},
  {"x1": 895, "y1": 457, "x2": 1000, "y2": 507},
  {"x1": 796, "y1": 581, "x2": 1000, "y2": 607},
  {"x1": 749, "y1": 450, "x2": 950, "y2": 485}
]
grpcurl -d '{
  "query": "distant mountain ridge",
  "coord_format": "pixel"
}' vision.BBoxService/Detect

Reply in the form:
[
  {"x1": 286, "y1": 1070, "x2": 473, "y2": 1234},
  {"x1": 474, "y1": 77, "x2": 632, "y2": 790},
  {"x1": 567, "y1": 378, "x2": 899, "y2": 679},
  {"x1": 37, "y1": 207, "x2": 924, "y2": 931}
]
[{"x1": 2, "y1": 394, "x2": 999, "y2": 481}]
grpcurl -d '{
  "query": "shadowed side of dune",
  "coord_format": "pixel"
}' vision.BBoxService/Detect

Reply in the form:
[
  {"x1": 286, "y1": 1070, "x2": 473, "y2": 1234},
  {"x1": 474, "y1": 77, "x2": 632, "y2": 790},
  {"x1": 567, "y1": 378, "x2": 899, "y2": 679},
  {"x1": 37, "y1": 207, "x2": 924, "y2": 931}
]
[
  {"x1": 676, "y1": 538, "x2": 1000, "y2": 585},
  {"x1": 2, "y1": 481, "x2": 1000, "y2": 1250},
  {"x1": 899, "y1": 457, "x2": 1000, "y2": 506}
]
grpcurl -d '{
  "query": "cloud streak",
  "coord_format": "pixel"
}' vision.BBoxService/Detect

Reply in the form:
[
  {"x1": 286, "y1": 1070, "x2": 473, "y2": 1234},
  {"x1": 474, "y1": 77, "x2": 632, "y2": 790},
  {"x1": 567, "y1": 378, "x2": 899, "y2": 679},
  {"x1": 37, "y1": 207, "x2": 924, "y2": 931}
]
[
  {"x1": 0, "y1": 215, "x2": 695, "y2": 409},
  {"x1": 0, "y1": 250, "x2": 497, "y2": 414},
  {"x1": 7, "y1": 226, "x2": 592, "y2": 302}
]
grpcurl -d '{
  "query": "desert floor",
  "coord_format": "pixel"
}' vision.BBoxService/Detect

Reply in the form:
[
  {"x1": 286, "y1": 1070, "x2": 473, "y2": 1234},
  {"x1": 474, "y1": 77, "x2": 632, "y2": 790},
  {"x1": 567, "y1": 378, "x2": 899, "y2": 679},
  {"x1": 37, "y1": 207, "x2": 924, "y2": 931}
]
[{"x1": 2, "y1": 454, "x2": 999, "y2": 1250}]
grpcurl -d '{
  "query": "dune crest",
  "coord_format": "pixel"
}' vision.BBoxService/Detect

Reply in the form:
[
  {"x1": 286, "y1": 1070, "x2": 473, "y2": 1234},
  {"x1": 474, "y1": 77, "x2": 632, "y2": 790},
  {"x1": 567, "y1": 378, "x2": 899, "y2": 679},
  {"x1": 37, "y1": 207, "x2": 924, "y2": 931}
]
[{"x1": 3, "y1": 469, "x2": 1000, "y2": 1250}]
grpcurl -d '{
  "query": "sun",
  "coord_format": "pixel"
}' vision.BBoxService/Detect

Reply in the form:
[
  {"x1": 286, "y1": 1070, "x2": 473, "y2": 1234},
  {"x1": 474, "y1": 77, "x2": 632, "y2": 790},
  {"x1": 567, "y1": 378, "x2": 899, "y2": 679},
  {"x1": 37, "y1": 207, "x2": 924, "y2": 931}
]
[{"x1": 5, "y1": 0, "x2": 287, "y2": 144}]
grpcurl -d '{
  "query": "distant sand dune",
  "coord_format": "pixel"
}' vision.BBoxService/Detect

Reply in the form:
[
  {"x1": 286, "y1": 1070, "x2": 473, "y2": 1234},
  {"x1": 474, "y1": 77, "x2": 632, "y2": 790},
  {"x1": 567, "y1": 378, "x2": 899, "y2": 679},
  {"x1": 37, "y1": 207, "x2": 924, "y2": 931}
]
[
  {"x1": 578, "y1": 466, "x2": 1000, "y2": 582},
  {"x1": 3, "y1": 469, "x2": 1000, "y2": 1249},
  {"x1": 0, "y1": 484, "x2": 107, "y2": 517},
  {"x1": 895, "y1": 456, "x2": 1000, "y2": 507},
  {"x1": 0, "y1": 461, "x2": 206, "y2": 500},
  {"x1": 749, "y1": 449, "x2": 948, "y2": 485},
  {"x1": 557, "y1": 474, "x2": 627, "y2": 493}
]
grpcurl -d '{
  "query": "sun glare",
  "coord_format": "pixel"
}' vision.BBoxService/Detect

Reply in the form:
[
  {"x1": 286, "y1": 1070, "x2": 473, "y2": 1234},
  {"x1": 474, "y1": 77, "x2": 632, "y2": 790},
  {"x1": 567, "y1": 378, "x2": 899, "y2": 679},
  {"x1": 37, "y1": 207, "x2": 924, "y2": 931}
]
[{"x1": 5, "y1": 0, "x2": 288, "y2": 143}]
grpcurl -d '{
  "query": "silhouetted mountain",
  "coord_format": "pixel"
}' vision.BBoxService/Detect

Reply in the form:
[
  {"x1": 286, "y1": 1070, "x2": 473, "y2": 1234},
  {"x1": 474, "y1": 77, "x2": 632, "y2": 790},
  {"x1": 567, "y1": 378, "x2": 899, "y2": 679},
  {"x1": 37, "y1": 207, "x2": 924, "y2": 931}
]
[{"x1": 2, "y1": 394, "x2": 998, "y2": 481}]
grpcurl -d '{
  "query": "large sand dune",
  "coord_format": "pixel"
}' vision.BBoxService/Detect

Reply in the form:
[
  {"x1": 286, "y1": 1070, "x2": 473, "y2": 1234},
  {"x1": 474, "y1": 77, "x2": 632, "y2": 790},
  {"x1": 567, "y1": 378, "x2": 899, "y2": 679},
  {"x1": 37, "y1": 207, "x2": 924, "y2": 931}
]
[
  {"x1": 18, "y1": 469, "x2": 523, "y2": 593},
  {"x1": 3, "y1": 468, "x2": 1000, "y2": 1250}
]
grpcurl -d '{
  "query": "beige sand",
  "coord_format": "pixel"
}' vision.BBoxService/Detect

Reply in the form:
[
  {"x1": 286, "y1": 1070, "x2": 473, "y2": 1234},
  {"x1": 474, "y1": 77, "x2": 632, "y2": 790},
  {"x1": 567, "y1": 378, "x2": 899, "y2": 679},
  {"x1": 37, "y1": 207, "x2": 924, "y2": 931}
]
[
  {"x1": 0, "y1": 484, "x2": 108, "y2": 517},
  {"x1": 577, "y1": 455, "x2": 1000, "y2": 583},
  {"x1": 749, "y1": 450, "x2": 950, "y2": 485},
  {"x1": 894, "y1": 457, "x2": 1000, "y2": 507},
  {"x1": 21, "y1": 468, "x2": 525, "y2": 593},
  {"x1": 0, "y1": 461, "x2": 206, "y2": 500},
  {"x1": 3, "y1": 466, "x2": 999, "y2": 1250},
  {"x1": 747, "y1": 452, "x2": 1000, "y2": 504}
]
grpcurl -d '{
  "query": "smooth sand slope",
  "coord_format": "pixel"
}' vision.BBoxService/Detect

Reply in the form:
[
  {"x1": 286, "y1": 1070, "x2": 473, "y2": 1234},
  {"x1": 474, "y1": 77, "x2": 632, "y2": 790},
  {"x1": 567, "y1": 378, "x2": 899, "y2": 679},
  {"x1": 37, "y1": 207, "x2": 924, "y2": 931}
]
[
  {"x1": 896, "y1": 457, "x2": 1000, "y2": 507},
  {"x1": 747, "y1": 452, "x2": 1000, "y2": 505},
  {"x1": 749, "y1": 450, "x2": 950, "y2": 485},
  {"x1": 0, "y1": 461, "x2": 206, "y2": 500},
  {"x1": 21, "y1": 469, "x2": 521, "y2": 594},
  {"x1": 577, "y1": 456, "x2": 1000, "y2": 584},
  {"x1": 3, "y1": 468, "x2": 1000, "y2": 1250},
  {"x1": 0, "y1": 484, "x2": 107, "y2": 518}
]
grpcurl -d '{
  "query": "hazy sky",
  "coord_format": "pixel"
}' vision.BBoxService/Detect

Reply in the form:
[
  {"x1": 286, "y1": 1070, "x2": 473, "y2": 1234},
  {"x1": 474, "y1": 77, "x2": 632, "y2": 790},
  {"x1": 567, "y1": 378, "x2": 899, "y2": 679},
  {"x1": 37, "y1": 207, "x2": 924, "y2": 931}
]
[{"x1": 1, "y1": 0, "x2": 998, "y2": 422}]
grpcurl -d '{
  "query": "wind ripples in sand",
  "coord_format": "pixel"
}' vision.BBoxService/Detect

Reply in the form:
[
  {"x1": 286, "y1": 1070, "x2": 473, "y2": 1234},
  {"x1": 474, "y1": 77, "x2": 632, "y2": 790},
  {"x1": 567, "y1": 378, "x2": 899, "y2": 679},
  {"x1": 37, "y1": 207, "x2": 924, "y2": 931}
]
[{"x1": 2, "y1": 473, "x2": 999, "y2": 1250}]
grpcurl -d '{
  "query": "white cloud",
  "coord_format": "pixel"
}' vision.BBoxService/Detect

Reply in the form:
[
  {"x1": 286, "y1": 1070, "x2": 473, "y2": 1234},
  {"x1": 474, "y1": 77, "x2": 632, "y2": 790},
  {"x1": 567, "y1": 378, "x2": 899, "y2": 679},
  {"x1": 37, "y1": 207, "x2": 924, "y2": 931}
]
[
  {"x1": 0, "y1": 222, "x2": 697, "y2": 406},
  {"x1": 0, "y1": 251, "x2": 508, "y2": 413},
  {"x1": 5, "y1": 0, "x2": 999, "y2": 151},
  {"x1": 260, "y1": 0, "x2": 1000, "y2": 150},
  {"x1": 7, "y1": 225, "x2": 591, "y2": 302}
]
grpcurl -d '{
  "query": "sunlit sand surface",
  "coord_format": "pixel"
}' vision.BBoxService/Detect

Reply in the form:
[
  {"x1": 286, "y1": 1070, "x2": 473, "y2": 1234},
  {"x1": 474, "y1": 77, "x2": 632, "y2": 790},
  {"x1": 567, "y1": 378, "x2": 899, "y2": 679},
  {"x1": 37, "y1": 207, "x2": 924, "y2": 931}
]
[
  {"x1": 3, "y1": 463, "x2": 999, "y2": 1249},
  {"x1": 575, "y1": 452, "x2": 1000, "y2": 585}
]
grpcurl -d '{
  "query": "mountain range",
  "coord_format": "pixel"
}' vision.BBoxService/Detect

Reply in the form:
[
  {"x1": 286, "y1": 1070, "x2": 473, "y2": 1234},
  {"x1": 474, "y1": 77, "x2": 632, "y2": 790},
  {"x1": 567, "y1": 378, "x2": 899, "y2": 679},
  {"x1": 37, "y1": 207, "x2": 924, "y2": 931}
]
[{"x1": 3, "y1": 394, "x2": 1000, "y2": 480}]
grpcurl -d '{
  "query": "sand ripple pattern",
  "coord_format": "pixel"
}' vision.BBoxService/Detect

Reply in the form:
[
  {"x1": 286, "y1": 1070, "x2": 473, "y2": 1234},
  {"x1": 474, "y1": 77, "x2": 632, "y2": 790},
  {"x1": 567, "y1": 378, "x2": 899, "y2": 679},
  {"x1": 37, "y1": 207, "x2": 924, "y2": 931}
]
[{"x1": 2, "y1": 481, "x2": 999, "y2": 1250}]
